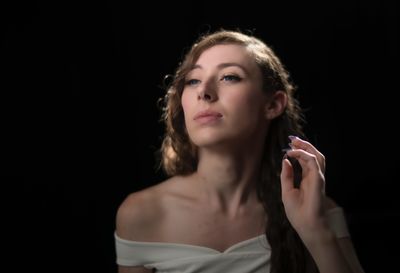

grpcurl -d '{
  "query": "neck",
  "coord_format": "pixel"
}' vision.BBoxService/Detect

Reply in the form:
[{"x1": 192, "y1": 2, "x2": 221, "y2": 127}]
[{"x1": 193, "y1": 142, "x2": 264, "y2": 217}]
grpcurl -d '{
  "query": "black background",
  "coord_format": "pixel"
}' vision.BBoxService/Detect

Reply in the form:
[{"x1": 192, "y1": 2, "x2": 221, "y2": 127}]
[{"x1": 2, "y1": 0, "x2": 398, "y2": 272}]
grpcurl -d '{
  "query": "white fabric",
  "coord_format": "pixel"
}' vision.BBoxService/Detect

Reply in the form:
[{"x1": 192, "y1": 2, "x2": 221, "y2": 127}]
[
  {"x1": 326, "y1": 206, "x2": 350, "y2": 238},
  {"x1": 116, "y1": 234, "x2": 270, "y2": 273},
  {"x1": 115, "y1": 207, "x2": 349, "y2": 273}
]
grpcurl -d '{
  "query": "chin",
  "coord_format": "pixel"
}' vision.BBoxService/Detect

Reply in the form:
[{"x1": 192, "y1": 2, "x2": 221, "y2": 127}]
[
  {"x1": 191, "y1": 138, "x2": 222, "y2": 148},
  {"x1": 189, "y1": 132, "x2": 237, "y2": 149},
  {"x1": 189, "y1": 133, "x2": 224, "y2": 147}
]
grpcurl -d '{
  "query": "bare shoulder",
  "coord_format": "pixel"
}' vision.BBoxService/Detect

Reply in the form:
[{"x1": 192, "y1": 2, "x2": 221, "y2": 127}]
[
  {"x1": 115, "y1": 177, "x2": 183, "y2": 241},
  {"x1": 115, "y1": 188, "x2": 158, "y2": 240}
]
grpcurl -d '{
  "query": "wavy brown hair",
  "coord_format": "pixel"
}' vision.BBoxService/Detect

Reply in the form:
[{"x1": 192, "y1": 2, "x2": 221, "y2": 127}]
[{"x1": 159, "y1": 29, "x2": 317, "y2": 273}]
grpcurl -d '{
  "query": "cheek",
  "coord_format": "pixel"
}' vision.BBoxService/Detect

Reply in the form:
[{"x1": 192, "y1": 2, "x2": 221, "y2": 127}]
[
  {"x1": 181, "y1": 91, "x2": 193, "y2": 123},
  {"x1": 225, "y1": 91, "x2": 264, "y2": 116},
  {"x1": 181, "y1": 91, "x2": 190, "y2": 113}
]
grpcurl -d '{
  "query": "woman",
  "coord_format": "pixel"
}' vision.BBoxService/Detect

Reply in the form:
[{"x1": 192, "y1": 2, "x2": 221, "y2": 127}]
[{"x1": 115, "y1": 30, "x2": 365, "y2": 273}]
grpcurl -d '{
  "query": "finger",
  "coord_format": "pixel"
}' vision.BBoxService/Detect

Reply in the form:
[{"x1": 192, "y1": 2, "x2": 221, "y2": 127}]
[
  {"x1": 280, "y1": 158, "x2": 295, "y2": 195},
  {"x1": 286, "y1": 149, "x2": 325, "y2": 193},
  {"x1": 288, "y1": 136, "x2": 325, "y2": 172},
  {"x1": 286, "y1": 149, "x2": 321, "y2": 178}
]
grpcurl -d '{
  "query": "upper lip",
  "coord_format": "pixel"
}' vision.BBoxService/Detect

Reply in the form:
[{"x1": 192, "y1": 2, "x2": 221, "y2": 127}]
[{"x1": 193, "y1": 110, "x2": 223, "y2": 120}]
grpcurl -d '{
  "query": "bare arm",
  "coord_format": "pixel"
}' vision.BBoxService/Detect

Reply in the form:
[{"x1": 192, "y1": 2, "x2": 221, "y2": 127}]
[
  {"x1": 304, "y1": 200, "x2": 364, "y2": 273},
  {"x1": 303, "y1": 229, "x2": 363, "y2": 273},
  {"x1": 337, "y1": 237, "x2": 365, "y2": 273}
]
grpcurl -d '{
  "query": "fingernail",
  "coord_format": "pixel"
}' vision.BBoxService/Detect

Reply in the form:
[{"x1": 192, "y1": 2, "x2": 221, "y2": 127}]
[
  {"x1": 288, "y1": 143, "x2": 293, "y2": 149},
  {"x1": 288, "y1": 135, "x2": 297, "y2": 141}
]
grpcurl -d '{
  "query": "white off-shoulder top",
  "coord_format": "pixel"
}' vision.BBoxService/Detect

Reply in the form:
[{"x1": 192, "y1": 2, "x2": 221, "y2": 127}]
[{"x1": 115, "y1": 207, "x2": 349, "y2": 273}]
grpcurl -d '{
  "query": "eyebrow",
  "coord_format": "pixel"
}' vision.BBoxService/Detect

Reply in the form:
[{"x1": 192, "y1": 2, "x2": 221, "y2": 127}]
[{"x1": 190, "y1": 62, "x2": 249, "y2": 75}]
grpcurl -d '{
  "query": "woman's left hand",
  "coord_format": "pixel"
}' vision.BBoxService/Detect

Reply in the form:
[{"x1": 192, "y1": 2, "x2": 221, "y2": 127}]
[{"x1": 280, "y1": 136, "x2": 330, "y2": 242}]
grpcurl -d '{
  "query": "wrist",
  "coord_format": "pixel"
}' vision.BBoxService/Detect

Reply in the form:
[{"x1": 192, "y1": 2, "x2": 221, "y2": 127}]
[
  {"x1": 296, "y1": 207, "x2": 348, "y2": 248},
  {"x1": 301, "y1": 227, "x2": 337, "y2": 252}
]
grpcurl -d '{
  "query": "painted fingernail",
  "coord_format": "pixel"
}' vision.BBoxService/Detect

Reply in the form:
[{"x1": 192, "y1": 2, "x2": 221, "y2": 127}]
[{"x1": 288, "y1": 135, "x2": 297, "y2": 141}]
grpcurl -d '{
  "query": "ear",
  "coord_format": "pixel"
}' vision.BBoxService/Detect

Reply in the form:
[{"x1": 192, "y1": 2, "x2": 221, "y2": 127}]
[{"x1": 264, "y1": 91, "x2": 288, "y2": 120}]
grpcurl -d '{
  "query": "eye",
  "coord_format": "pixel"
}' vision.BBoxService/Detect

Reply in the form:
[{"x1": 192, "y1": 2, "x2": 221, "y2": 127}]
[
  {"x1": 185, "y1": 79, "x2": 201, "y2": 86},
  {"x1": 221, "y1": 74, "x2": 241, "y2": 82}
]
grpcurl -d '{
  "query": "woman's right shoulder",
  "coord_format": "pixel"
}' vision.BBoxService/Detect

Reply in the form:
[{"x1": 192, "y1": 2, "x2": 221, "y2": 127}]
[{"x1": 115, "y1": 176, "x2": 183, "y2": 241}]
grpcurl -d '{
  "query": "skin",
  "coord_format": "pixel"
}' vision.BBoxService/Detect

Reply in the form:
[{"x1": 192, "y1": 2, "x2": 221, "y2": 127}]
[
  {"x1": 116, "y1": 44, "x2": 365, "y2": 273},
  {"x1": 181, "y1": 44, "x2": 269, "y2": 150}
]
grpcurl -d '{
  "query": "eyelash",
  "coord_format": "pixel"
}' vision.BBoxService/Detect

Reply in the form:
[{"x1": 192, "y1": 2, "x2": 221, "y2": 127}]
[
  {"x1": 221, "y1": 74, "x2": 241, "y2": 82},
  {"x1": 185, "y1": 79, "x2": 200, "y2": 86},
  {"x1": 185, "y1": 74, "x2": 242, "y2": 86}
]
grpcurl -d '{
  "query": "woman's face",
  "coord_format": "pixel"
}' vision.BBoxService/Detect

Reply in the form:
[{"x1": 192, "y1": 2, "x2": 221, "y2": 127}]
[{"x1": 181, "y1": 44, "x2": 269, "y2": 148}]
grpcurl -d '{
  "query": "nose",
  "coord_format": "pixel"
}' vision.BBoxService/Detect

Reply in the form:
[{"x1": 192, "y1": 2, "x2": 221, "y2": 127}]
[
  {"x1": 197, "y1": 81, "x2": 217, "y2": 102},
  {"x1": 198, "y1": 91, "x2": 213, "y2": 101}
]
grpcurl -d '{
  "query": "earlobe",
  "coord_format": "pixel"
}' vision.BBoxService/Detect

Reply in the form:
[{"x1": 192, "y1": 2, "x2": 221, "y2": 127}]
[{"x1": 264, "y1": 91, "x2": 288, "y2": 120}]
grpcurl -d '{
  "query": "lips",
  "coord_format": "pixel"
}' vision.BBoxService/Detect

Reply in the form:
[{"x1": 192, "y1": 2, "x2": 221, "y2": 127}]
[{"x1": 193, "y1": 110, "x2": 223, "y2": 120}]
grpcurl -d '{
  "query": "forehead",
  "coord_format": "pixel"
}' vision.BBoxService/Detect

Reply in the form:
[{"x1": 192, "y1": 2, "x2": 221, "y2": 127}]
[{"x1": 194, "y1": 44, "x2": 258, "y2": 71}]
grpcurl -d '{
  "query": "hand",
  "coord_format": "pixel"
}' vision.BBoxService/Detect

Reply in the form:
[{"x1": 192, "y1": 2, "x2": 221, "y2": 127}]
[{"x1": 280, "y1": 136, "x2": 329, "y2": 242}]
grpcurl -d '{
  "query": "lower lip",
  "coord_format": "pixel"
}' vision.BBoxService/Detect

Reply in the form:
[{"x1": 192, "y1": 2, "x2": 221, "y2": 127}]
[{"x1": 195, "y1": 115, "x2": 222, "y2": 124}]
